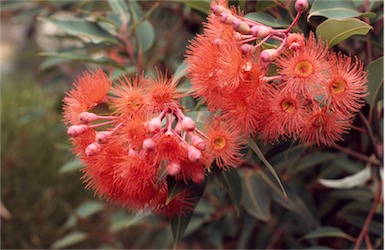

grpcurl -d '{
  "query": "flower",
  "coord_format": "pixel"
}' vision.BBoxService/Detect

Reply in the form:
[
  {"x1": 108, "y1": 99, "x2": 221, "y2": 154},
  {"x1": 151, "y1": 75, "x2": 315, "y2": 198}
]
[
  {"x1": 324, "y1": 53, "x2": 368, "y2": 114},
  {"x1": 144, "y1": 69, "x2": 183, "y2": 113},
  {"x1": 259, "y1": 85, "x2": 306, "y2": 142},
  {"x1": 203, "y1": 119, "x2": 244, "y2": 168},
  {"x1": 63, "y1": 68, "x2": 111, "y2": 125},
  {"x1": 110, "y1": 74, "x2": 147, "y2": 119},
  {"x1": 299, "y1": 106, "x2": 352, "y2": 146},
  {"x1": 276, "y1": 33, "x2": 330, "y2": 98}
]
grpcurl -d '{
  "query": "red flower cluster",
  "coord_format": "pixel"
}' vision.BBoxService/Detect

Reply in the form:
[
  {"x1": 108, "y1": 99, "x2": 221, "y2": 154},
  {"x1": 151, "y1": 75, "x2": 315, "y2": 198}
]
[
  {"x1": 63, "y1": 69, "x2": 244, "y2": 217},
  {"x1": 63, "y1": 0, "x2": 368, "y2": 216},
  {"x1": 186, "y1": 0, "x2": 368, "y2": 146}
]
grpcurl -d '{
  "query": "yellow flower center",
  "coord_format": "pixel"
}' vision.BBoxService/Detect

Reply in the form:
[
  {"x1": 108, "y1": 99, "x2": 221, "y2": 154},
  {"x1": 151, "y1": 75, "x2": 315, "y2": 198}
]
[
  {"x1": 213, "y1": 136, "x2": 226, "y2": 149},
  {"x1": 294, "y1": 60, "x2": 313, "y2": 78},
  {"x1": 280, "y1": 99, "x2": 296, "y2": 113},
  {"x1": 331, "y1": 79, "x2": 346, "y2": 94},
  {"x1": 127, "y1": 97, "x2": 143, "y2": 110}
]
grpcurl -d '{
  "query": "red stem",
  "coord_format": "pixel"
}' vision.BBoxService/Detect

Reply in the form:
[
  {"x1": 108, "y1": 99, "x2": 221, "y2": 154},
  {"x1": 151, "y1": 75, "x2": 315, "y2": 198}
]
[{"x1": 353, "y1": 180, "x2": 382, "y2": 250}]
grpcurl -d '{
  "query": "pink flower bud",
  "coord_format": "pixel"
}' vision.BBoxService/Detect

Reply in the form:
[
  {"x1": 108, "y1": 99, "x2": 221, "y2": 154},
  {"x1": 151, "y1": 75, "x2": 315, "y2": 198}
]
[
  {"x1": 250, "y1": 25, "x2": 271, "y2": 38},
  {"x1": 67, "y1": 125, "x2": 88, "y2": 137},
  {"x1": 148, "y1": 117, "x2": 162, "y2": 134},
  {"x1": 260, "y1": 49, "x2": 278, "y2": 62},
  {"x1": 192, "y1": 170, "x2": 205, "y2": 184},
  {"x1": 187, "y1": 145, "x2": 202, "y2": 163},
  {"x1": 142, "y1": 138, "x2": 156, "y2": 151},
  {"x1": 167, "y1": 161, "x2": 181, "y2": 176},
  {"x1": 79, "y1": 112, "x2": 98, "y2": 124},
  {"x1": 233, "y1": 19, "x2": 251, "y2": 35},
  {"x1": 128, "y1": 148, "x2": 138, "y2": 157},
  {"x1": 174, "y1": 121, "x2": 182, "y2": 135},
  {"x1": 295, "y1": 0, "x2": 309, "y2": 12},
  {"x1": 95, "y1": 131, "x2": 112, "y2": 144},
  {"x1": 241, "y1": 44, "x2": 253, "y2": 54},
  {"x1": 182, "y1": 117, "x2": 195, "y2": 132},
  {"x1": 190, "y1": 134, "x2": 206, "y2": 151},
  {"x1": 211, "y1": 4, "x2": 231, "y2": 16},
  {"x1": 220, "y1": 12, "x2": 236, "y2": 25},
  {"x1": 85, "y1": 142, "x2": 102, "y2": 156}
]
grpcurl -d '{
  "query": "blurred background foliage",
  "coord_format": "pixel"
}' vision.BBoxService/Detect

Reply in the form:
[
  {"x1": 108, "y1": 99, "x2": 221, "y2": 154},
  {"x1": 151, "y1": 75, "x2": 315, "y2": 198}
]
[{"x1": 1, "y1": 0, "x2": 383, "y2": 249}]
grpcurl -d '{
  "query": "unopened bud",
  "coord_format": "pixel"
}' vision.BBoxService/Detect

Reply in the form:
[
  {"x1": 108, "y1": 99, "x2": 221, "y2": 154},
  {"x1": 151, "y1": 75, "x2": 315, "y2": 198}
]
[
  {"x1": 142, "y1": 138, "x2": 156, "y2": 151},
  {"x1": 260, "y1": 49, "x2": 279, "y2": 62},
  {"x1": 295, "y1": 0, "x2": 309, "y2": 12},
  {"x1": 188, "y1": 145, "x2": 202, "y2": 163},
  {"x1": 192, "y1": 170, "x2": 205, "y2": 184},
  {"x1": 128, "y1": 148, "x2": 138, "y2": 157},
  {"x1": 79, "y1": 112, "x2": 98, "y2": 124},
  {"x1": 191, "y1": 134, "x2": 206, "y2": 151},
  {"x1": 211, "y1": 4, "x2": 231, "y2": 16},
  {"x1": 220, "y1": 12, "x2": 236, "y2": 25},
  {"x1": 241, "y1": 44, "x2": 253, "y2": 54},
  {"x1": 182, "y1": 117, "x2": 195, "y2": 132},
  {"x1": 250, "y1": 25, "x2": 271, "y2": 38},
  {"x1": 67, "y1": 125, "x2": 88, "y2": 137},
  {"x1": 85, "y1": 142, "x2": 102, "y2": 156},
  {"x1": 233, "y1": 19, "x2": 251, "y2": 35},
  {"x1": 148, "y1": 117, "x2": 162, "y2": 134},
  {"x1": 95, "y1": 131, "x2": 112, "y2": 144},
  {"x1": 167, "y1": 161, "x2": 181, "y2": 176},
  {"x1": 174, "y1": 121, "x2": 182, "y2": 135}
]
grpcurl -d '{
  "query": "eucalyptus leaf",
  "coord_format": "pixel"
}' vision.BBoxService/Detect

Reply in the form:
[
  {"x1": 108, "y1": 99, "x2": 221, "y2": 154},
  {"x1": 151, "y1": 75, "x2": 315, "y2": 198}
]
[
  {"x1": 40, "y1": 17, "x2": 119, "y2": 44},
  {"x1": 319, "y1": 165, "x2": 371, "y2": 189},
  {"x1": 170, "y1": 177, "x2": 207, "y2": 247},
  {"x1": 316, "y1": 18, "x2": 372, "y2": 47},
  {"x1": 51, "y1": 231, "x2": 88, "y2": 249},
  {"x1": 308, "y1": 0, "x2": 374, "y2": 20},
  {"x1": 177, "y1": 0, "x2": 211, "y2": 14},
  {"x1": 213, "y1": 166, "x2": 243, "y2": 216},
  {"x1": 301, "y1": 227, "x2": 355, "y2": 241},
  {"x1": 136, "y1": 20, "x2": 155, "y2": 52},
  {"x1": 241, "y1": 172, "x2": 271, "y2": 221},
  {"x1": 59, "y1": 158, "x2": 83, "y2": 174},
  {"x1": 365, "y1": 57, "x2": 384, "y2": 106},
  {"x1": 107, "y1": 0, "x2": 130, "y2": 24},
  {"x1": 244, "y1": 12, "x2": 289, "y2": 28},
  {"x1": 247, "y1": 138, "x2": 288, "y2": 200}
]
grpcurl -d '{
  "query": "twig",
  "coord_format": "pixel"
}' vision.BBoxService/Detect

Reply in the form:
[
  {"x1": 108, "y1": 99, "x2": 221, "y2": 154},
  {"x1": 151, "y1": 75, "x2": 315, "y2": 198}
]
[
  {"x1": 353, "y1": 180, "x2": 382, "y2": 250},
  {"x1": 333, "y1": 144, "x2": 381, "y2": 166},
  {"x1": 358, "y1": 112, "x2": 382, "y2": 161},
  {"x1": 364, "y1": 233, "x2": 373, "y2": 250}
]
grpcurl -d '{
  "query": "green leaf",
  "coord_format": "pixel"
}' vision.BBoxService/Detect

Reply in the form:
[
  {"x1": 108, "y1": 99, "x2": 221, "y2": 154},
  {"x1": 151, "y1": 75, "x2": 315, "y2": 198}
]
[
  {"x1": 365, "y1": 57, "x2": 384, "y2": 106},
  {"x1": 108, "y1": 0, "x2": 130, "y2": 24},
  {"x1": 64, "y1": 201, "x2": 105, "y2": 228},
  {"x1": 170, "y1": 177, "x2": 207, "y2": 247},
  {"x1": 51, "y1": 231, "x2": 88, "y2": 249},
  {"x1": 244, "y1": 12, "x2": 289, "y2": 28},
  {"x1": 213, "y1": 166, "x2": 243, "y2": 216},
  {"x1": 40, "y1": 17, "x2": 119, "y2": 44},
  {"x1": 173, "y1": 62, "x2": 188, "y2": 84},
  {"x1": 247, "y1": 138, "x2": 288, "y2": 200},
  {"x1": 59, "y1": 158, "x2": 83, "y2": 174},
  {"x1": 316, "y1": 18, "x2": 372, "y2": 47},
  {"x1": 319, "y1": 165, "x2": 371, "y2": 189},
  {"x1": 177, "y1": 0, "x2": 211, "y2": 14},
  {"x1": 290, "y1": 152, "x2": 339, "y2": 175},
  {"x1": 39, "y1": 52, "x2": 124, "y2": 69},
  {"x1": 241, "y1": 171, "x2": 271, "y2": 221},
  {"x1": 301, "y1": 227, "x2": 355, "y2": 241},
  {"x1": 136, "y1": 20, "x2": 155, "y2": 52},
  {"x1": 339, "y1": 212, "x2": 383, "y2": 236},
  {"x1": 308, "y1": 0, "x2": 374, "y2": 20}
]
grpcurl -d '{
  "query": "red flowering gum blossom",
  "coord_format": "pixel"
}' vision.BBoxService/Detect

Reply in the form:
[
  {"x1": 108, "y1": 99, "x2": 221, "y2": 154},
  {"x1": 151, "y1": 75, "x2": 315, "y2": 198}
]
[{"x1": 63, "y1": 68, "x2": 111, "y2": 125}]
